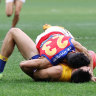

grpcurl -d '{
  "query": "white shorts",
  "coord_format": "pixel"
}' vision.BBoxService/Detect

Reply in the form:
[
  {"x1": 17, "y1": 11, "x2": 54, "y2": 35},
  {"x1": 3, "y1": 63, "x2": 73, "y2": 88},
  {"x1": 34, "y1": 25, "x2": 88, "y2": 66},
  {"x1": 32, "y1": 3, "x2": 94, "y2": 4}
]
[
  {"x1": 36, "y1": 26, "x2": 74, "y2": 44},
  {"x1": 6, "y1": 0, "x2": 26, "y2": 3}
]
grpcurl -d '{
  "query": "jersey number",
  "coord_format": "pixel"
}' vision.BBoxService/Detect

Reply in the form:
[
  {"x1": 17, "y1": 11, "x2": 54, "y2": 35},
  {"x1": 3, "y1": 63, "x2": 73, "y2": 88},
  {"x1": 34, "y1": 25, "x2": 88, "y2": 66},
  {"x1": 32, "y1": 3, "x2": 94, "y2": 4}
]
[{"x1": 42, "y1": 35, "x2": 68, "y2": 56}]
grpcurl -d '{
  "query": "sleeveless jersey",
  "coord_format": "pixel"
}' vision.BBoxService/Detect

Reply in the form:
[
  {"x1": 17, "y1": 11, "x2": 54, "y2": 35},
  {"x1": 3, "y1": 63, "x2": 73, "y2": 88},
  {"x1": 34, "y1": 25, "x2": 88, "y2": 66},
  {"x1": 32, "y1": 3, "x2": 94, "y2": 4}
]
[
  {"x1": 36, "y1": 33, "x2": 75, "y2": 65},
  {"x1": 59, "y1": 64, "x2": 72, "y2": 81}
]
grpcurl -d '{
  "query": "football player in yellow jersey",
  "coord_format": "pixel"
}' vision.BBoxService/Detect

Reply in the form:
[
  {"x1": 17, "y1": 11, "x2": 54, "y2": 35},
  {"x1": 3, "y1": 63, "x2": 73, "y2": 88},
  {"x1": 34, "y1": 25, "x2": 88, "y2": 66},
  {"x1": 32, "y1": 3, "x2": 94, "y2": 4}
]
[{"x1": 27, "y1": 64, "x2": 95, "y2": 83}]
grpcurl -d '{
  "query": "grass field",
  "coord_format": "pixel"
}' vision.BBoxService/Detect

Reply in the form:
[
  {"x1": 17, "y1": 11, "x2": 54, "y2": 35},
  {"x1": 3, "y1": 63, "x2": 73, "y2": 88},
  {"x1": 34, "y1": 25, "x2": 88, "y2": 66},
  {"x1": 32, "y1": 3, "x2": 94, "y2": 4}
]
[{"x1": 0, "y1": 0, "x2": 96, "y2": 96}]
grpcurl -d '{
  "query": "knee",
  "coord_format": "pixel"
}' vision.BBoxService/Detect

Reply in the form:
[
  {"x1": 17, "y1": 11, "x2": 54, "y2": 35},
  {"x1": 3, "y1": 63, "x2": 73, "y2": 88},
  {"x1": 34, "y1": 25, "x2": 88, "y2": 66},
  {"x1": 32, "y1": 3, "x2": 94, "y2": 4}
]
[
  {"x1": 7, "y1": 14, "x2": 12, "y2": 17},
  {"x1": 8, "y1": 28, "x2": 21, "y2": 35},
  {"x1": 6, "y1": 12, "x2": 12, "y2": 17}
]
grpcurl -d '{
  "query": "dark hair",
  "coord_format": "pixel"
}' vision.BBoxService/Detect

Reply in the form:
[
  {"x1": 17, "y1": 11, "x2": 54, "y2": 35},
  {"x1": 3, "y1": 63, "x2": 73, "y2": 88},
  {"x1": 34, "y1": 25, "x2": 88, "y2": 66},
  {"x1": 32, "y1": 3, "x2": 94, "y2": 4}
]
[
  {"x1": 71, "y1": 69, "x2": 92, "y2": 83},
  {"x1": 67, "y1": 52, "x2": 90, "y2": 68}
]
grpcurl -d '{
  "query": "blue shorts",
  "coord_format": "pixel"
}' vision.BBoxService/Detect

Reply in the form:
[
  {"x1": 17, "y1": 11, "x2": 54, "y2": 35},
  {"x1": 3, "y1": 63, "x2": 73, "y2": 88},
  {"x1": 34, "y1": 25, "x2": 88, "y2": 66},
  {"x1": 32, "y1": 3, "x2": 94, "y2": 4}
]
[{"x1": 31, "y1": 54, "x2": 40, "y2": 59}]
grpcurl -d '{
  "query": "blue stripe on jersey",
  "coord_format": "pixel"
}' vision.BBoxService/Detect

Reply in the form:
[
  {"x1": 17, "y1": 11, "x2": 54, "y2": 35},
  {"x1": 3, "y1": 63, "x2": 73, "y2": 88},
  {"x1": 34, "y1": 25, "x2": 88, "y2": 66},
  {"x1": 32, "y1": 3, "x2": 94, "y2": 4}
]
[{"x1": 31, "y1": 55, "x2": 40, "y2": 59}]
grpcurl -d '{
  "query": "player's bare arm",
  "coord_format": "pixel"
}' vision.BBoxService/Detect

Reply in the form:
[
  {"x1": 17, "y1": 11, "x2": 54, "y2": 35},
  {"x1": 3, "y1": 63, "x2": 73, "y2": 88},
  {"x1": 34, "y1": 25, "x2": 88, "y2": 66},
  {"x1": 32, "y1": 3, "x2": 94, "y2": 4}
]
[
  {"x1": 20, "y1": 57, "x2": 52, "y2": 70},
  {"x1": 71, "y1": 39, "x2": 93, "y2": 71},
  {"x1": 33, "y1": 65, "x2": 62, "y2": 81},
  {"x1": 91, "y1": 77, "x2": 96, "y2": 82}
]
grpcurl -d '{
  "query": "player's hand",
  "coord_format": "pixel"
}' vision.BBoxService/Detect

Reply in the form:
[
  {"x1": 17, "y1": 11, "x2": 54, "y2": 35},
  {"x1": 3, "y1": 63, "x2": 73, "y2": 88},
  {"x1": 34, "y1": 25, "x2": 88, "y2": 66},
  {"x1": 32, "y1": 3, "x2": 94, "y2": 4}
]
[{"x1": 91, "y1": 76, "x2": 96, "y2": 82}]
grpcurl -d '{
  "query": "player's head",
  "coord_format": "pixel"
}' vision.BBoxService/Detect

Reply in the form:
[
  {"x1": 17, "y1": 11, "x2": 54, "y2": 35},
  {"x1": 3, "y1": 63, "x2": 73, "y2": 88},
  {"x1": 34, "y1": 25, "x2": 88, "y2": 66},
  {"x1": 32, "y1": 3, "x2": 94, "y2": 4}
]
[
  {"x1": 66, "y1": 52, "x2": 90, "y2": 68},
  {"x1": 71, "y1": 66, "x2": 92, "y2": 83}
]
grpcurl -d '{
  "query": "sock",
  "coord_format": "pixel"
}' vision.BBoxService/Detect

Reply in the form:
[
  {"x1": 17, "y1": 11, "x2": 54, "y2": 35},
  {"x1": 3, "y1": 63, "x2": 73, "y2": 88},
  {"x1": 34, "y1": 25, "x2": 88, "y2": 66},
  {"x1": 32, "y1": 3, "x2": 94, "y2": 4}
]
[{"x1": 0, "y1": 54, "x2": 8, "y2": 73}]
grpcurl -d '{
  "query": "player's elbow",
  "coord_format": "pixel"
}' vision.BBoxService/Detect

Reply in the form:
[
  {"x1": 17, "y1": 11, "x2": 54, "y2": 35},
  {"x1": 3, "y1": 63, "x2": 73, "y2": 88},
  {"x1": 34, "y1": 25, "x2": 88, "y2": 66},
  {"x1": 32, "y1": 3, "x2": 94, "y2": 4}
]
[{"x1": 20, "y1": 62, "x2": 26, "y2": 70}]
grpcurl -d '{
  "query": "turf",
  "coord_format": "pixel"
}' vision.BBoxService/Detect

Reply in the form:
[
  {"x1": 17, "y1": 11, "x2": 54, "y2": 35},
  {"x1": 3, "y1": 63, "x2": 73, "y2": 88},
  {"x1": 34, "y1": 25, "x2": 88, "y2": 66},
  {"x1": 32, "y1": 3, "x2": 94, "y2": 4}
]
[{"x1": 0, "y1": 0, "x2": 96, "y2": 96}]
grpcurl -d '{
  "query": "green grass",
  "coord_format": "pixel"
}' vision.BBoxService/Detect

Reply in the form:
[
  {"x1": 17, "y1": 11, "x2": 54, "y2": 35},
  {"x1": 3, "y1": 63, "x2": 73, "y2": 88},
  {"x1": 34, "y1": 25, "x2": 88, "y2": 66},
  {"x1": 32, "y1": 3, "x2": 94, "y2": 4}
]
[{"x1": 0, "y1": 0, "x2": 96, "y2": 96}]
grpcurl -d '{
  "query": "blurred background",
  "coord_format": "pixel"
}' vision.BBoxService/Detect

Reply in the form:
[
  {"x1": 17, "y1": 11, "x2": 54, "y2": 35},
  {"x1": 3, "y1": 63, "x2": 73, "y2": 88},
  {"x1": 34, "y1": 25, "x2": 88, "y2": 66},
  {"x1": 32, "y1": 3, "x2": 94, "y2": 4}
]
[{"x1": 0, "y1": 0, "x2": 96, "y2": 44}]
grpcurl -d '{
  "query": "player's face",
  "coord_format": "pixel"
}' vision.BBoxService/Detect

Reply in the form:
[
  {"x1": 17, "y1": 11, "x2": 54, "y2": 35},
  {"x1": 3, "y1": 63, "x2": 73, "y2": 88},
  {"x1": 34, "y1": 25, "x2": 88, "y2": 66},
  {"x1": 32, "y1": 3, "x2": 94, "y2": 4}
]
[
  {"x1": 73, "y1": 66, "x2": 93, "y2": 76},
  {"x1": 79, "y1": 66, "x2": 93, "y2": 75}
]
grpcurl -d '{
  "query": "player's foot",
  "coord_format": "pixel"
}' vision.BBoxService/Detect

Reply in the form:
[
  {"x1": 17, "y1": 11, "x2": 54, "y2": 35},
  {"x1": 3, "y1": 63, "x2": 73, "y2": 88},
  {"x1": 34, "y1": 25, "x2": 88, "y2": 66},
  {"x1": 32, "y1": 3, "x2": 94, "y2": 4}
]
[
  {"x1": 43, "y1": 24, "x2": 52, "y2": 30},
  {"x1": 0, "y1": 73, "x2": 3, "y2": 79}
]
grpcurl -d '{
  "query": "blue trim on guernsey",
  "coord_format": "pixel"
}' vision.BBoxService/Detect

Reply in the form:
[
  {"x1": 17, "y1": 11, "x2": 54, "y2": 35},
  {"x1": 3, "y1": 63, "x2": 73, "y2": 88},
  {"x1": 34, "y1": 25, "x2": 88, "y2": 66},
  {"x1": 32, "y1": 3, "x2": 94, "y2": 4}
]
[
  {"x1": 31, "y1": 55, "x2": 40, "y2": 59},
  {"x1": 69, "y1": 38, "x2": 75, "y2": 51}
]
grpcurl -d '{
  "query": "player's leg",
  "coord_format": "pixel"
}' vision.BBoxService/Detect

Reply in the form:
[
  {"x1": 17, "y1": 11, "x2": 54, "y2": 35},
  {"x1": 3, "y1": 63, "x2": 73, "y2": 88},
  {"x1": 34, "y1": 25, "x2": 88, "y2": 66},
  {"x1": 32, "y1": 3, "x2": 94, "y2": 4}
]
[
  {"x1": 0, "y1": 28, "x2": 39, "y2": 76},
  {"x1": 5, "y1": 0, "x2": 14, "y2": 17},
  {"x1": 0, "y1": 27, "x2": 15, "y2": 78},
  {"x1": 1, "y1": 28, "x2": 39, "y2": 59},
  {"x1": 12, "y1": 0, "x2": 23, "y2": 27}
]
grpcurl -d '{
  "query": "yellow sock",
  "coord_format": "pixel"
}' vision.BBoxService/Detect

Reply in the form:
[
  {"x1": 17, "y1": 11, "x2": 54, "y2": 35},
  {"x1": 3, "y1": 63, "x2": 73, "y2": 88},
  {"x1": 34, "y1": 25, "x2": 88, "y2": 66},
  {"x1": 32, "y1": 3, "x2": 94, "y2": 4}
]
[{"x1": 0, "y1": 54, "x2": 8, "y2": 61}]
